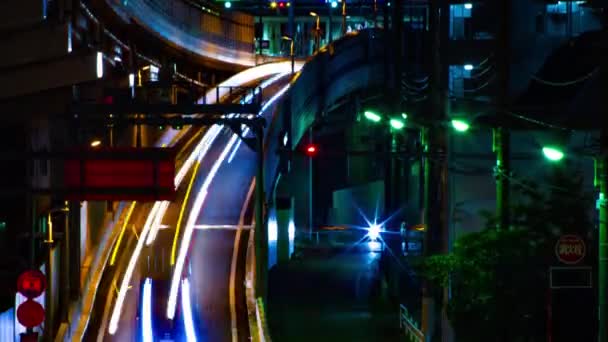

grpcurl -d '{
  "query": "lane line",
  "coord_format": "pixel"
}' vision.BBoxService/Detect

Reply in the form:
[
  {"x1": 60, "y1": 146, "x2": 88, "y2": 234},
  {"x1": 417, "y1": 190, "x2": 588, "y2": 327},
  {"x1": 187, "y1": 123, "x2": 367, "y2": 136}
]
[
  {"x1": 229, "y1": 180, "x2": 256, "y2": 342},
  {"x1": 110, "y1": 201, "x2": 137, "y2": 266},
  {"x1": 171, "y1": 159, "x2": 202, "y2": 265}
]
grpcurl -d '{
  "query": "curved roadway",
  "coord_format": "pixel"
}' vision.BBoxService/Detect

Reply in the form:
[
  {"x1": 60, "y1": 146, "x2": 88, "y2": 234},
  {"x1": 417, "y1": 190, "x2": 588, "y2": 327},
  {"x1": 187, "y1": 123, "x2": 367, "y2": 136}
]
[{"x1": 83, "y1": 64, "x2": 296, "y2": 342}]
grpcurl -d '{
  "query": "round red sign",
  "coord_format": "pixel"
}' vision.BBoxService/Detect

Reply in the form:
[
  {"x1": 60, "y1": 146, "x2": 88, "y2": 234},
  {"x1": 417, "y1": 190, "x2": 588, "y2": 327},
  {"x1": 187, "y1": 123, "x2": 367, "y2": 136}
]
[
  {"x1": 555, "y1": 235, "x2": 586, "y2": 265},
  {"x1": 17, "y1": 270, "x2": 46, "y2": 299},
  {"x1": 16, "y1": 299, "x2": 45, "y2": 328}
]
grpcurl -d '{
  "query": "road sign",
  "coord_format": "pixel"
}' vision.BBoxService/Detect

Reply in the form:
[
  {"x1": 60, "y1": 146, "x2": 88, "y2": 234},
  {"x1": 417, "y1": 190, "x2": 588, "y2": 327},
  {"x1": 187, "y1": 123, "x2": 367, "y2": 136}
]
[
  {"x1": 17, "y1": 270, "x2": 46, "y2": 299},
  {"x1": 64, "y1": 147, "x2": 176, "y2": 201},
  {"x1": 16, "y1": 300, "x2": 45, "y2": 328},
  {"x1": 555, "y1": 234, "x2": 586, "y2": 265}
]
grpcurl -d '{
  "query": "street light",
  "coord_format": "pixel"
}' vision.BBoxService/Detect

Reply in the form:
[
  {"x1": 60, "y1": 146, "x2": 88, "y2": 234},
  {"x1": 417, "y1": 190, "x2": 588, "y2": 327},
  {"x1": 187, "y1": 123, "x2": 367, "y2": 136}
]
[
  {"x1": 90, "y1": 139, "x2": 102, "y2": 147},
  {"x1": 364, "y1": 111, "x2": 382, "y2": 123},
  {"x1": 281, "y1": 36, "x2": 295, "y2": 75},
  {"x1": 390, "y1": 118, "x2": 405, "y2": 130},
  {"x1": 310, "y1": 12, "x2": 321, "y2": 52},
  {"x1": 542, "y1": 146, "x2": 565, "y2": 162},
  {"x1": 224, "y1": 1, "x2": 231, "y2": 8},
  {"x1": 451, "y1": 119, "x2": 470, "y2": 132}
]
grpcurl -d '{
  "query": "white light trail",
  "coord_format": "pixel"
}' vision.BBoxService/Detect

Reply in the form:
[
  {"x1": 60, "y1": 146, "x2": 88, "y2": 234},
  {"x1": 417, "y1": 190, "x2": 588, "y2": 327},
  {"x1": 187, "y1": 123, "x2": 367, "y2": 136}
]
[
  {"x1": 109, "y1": 62, "x2": 299, "y2": 333},
  {"x1": 168, "y1": 76, "x2": 294, "y2": 319},
  {"x1": 145, "y1": 201, "x2": 168, "y2": 246},
  {"x1": 141, "y1": 278, "x2": 153, "y2": 342},
  {"x1": 167, "y1": 132, "x2": 240, "y2": 319},
  {"x1": 181, "y1": 278, "x2": 197, "y2": 342},
  {"x1": 108, "y1": 205, "x2": 157, "y2": 334}
]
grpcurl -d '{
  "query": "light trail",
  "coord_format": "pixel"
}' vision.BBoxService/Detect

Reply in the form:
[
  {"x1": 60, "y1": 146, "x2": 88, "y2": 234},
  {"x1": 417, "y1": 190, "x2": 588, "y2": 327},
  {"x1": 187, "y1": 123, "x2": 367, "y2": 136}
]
[
  {"x1": 181, "y1": 278, "x2": 198, "y2": 342},
  {"x1": 141, "y1": 278, "x2": 153, "y2": 342},
  {"x1": 110, "y1": 201, "x2": 137, "y2": 266},
  {"x1": 108, "y1": 63, "x2": 301, "y2": 335},
  {"x1": 167, "y1": 75, "x2": 294, "y2": 320},
  {"x1": 146, "y1": 201, "x2": 171, "y2": 246},
  {"x1": 167, "y1": 132, "x2": 240, "y2": 319},
  {"x1": 170, "y1": 125, "x2": 223, "y2": 262}
]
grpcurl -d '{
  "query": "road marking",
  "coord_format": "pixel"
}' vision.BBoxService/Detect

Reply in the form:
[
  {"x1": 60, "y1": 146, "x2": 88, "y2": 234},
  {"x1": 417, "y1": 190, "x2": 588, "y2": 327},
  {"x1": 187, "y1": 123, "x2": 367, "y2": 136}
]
[
  {"x1": 110, "y1": 201, "x2": 137, "y2": 266},
  {"x1": 230, "y1": 179, "x2": 256, "y2": 342},
  {"x1": 193, "y1": 224, "x2": 253, "y2": 230},
  {"x1": 171, "y1": 160, "x2": 202, "y2": 265}
]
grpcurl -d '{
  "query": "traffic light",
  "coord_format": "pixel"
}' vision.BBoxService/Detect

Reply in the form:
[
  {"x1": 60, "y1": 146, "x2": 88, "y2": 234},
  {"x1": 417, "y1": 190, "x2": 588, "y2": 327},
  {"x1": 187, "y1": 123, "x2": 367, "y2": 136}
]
[
  {"x1": 224, "y1": 1, "x2": 231, "y2": 8},
  {"x1": 305, "y1": 144, "x2": 318, "y2": 157}
]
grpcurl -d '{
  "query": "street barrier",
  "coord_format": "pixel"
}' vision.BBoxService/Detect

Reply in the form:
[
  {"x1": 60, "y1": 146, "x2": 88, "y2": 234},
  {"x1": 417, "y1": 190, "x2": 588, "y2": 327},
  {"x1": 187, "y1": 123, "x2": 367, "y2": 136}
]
[{"x1": 399, "y1": 304, "x2": 424, "y2": 342}]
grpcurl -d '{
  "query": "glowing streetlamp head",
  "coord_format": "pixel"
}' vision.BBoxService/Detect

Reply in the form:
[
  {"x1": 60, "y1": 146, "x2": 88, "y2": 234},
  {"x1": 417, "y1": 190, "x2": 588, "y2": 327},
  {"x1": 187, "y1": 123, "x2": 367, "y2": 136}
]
[
  {"x1": 368, "y1": 224, "x2": 381, "y2": 241},
  {"x1": 451, "y1": 119, "x2": 470, "y2": 132},
  {"x1": 364, "y1": 111, "x2": 382, "y2": 123},
  {"x1": 390, "y1": 118, "x2": 405, "y2": 130},
  {"x1": 542, "y1": 146, "x2": 564, "y2": 162}
]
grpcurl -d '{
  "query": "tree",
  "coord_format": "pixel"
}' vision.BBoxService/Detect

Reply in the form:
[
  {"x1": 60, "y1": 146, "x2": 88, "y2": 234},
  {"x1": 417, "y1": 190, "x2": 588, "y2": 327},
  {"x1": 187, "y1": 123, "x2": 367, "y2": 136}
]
[{"x1": 418, "y1": 167, "x2": 593, "y2": 341}]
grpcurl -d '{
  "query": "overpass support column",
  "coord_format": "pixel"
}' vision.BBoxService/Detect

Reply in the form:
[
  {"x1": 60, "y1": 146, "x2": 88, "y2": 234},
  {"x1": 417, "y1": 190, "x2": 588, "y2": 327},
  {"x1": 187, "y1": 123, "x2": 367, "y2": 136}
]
[
  {"x1": 276, "y1": 196, "x2": 293, "y2": 265},
  {"x1": 254, "y1": 125, "x2": 268, "y2": 300}
]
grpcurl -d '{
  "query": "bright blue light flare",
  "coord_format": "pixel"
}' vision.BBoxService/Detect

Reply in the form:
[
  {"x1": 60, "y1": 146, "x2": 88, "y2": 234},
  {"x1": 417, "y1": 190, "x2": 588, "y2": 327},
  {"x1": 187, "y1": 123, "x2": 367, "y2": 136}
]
[
  {"x1": 224, "y1": 1, "x2": 231, "y2": 8},
  {"x1": 464, "y1": 3, "x2": 473, "y2": 9},
  {"x1": 331, "y1": 1, "x2": 338, "y2": 8},
  {"x1": 141, "y1": 278, "x2": 153, "y2": 342},
  {"x1": 464, "y1": 64, "x2": 474, "y2": 71},
  {"x1": 367, "y1": 224, "x2": 381, "y2": 241}
]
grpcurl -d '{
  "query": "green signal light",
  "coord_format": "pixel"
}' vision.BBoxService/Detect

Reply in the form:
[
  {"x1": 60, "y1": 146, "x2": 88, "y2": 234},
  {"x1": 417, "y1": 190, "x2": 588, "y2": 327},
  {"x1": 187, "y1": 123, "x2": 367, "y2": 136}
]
[
  {"x1": 390, "y1": 118, "x2": 405, "y2": 130},
  {"x1": 451, "y1": 119, "x2": 470, "y2": 132},
  {"x1": 542, "y1": 146, "x2": 564, "y2": 162},
  {"x1": 224, "y1": 1, "x2": 231, "y2": 8},
  {"x1": 401, "y1": 113, "x2": 408, "y2": 120},
  {"x1": 364, "y1": 111, "x2": 382, "y2": 122}
]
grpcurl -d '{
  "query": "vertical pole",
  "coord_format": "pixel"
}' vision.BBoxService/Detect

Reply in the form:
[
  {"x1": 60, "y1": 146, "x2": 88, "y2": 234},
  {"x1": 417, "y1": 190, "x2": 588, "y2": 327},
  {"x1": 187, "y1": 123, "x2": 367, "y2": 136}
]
[
  {"x1": 422, "y1": 0, "x2": 449, "y2": 340},
  {"x1": 341, "y1": 1, "x2": 346, "y2": 36},
  {"x1": 599, "y1": 152, "x2": 607, "y2": 342},
  {"x1": 494, "y1": 127, "x2": 510, "y2": 230},
  {"x1": 61, "y1": 209, "x2": 70, "y2": 322},
  {"x1": 599, "y1": 19, "x2": 608, "y2": 339},
  {"x1": 495, "y1": 0, "x2": 511, "y2": 231},
  {"x1": 254, "y1": 126, "x2": 267, "y2": 300},
  {"x1": 308, "y1": 127, "x2": 313, "y2": 240},
  {"x1": 329, "y1": 8, "x2": 333, "y2": 43}
]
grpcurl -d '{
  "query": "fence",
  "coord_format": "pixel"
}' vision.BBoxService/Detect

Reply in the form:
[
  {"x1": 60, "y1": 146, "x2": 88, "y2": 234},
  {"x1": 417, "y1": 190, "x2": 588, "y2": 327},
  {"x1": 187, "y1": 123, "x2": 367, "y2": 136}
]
[{"x1": 400, "y1": 304, "x2": 424, "y2": 342}]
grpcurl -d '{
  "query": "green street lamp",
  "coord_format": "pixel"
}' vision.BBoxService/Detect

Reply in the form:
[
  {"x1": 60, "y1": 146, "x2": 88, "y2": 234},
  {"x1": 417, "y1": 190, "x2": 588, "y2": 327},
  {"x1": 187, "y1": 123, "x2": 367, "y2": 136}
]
[
  {"x1": 364, "y1": 111, "x2": 382, "y2": 123},
  {"x1": 542, "y1": 146, "x2": 565, "y2": 162},
  {"x1": 451, "y1": 119, "x2": 470, "y2": 132},
  {"x1": 390, "y1": 118, "x2": 405, "y2": 130}
]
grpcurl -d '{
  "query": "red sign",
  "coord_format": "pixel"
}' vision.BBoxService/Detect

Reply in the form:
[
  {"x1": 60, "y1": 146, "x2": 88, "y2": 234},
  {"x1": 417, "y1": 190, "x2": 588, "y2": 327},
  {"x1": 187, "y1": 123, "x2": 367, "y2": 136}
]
[
  {"x1": 64, "y1": 147, "x2": 176, "y2": 201},
  {"x1": 17, "y1": 300, "x2": 45, "y2": 328},
  {"x1": 17, "y1": 270, "x2": 46, "y2": 299},
  {"x1": 555, "y1": 235, "x2": 586, "y2": 265}
]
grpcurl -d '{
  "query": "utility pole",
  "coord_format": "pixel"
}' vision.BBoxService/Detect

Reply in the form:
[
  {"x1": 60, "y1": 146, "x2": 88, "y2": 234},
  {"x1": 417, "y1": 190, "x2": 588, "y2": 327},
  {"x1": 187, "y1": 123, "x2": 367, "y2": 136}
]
[
  {"x1": 493, "y1": 127, "x2": 510, "y2": 230},
  {"x1": 254, "y1": 124, "x2": 268, "y2": 300},
  {"x1": 598, "y1": 18, "x2": 608, "y2": 340},
  {"x1": 494, "y1": 0, "x2": 511, "y2": 231},
  {"x1": 599, "y1": 147, "x2": 607, "y2": 342},
  {"x1": 421, "y1": 0, "x2": 450, "y2": 340}
]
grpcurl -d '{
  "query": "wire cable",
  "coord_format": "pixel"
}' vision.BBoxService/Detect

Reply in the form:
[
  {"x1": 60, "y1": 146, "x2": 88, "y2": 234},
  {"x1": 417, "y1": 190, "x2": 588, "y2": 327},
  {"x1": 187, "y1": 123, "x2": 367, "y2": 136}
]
[{"x1": 530, "y1": 67, "x2": 599, "y2": 87}]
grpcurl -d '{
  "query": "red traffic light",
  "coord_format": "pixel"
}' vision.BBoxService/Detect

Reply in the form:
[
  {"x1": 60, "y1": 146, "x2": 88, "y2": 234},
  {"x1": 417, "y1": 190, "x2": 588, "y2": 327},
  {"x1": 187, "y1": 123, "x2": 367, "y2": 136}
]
[
  {"x1": 305, "y1": 144, "x2": 317, "y2": 156},
  {"x1": 17, "y1": 299, "x2": 45, "y2": 328},
  {"x1": 17, "y1": 270, "x2": 46, "y2": 299}
]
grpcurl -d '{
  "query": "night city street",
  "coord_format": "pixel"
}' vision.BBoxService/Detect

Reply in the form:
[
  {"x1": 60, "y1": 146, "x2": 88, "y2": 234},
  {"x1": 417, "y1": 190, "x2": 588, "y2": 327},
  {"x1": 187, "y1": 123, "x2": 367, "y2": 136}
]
[{"x1": 0, "y1": 0, "x2": 606, "y2": 341}]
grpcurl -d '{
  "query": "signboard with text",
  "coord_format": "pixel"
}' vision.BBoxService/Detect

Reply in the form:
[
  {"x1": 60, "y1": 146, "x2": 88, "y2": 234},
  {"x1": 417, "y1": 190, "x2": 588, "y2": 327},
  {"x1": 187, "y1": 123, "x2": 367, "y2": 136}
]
[{"x1": 555, "y1": 234, "x2": 586, "y2": 265}]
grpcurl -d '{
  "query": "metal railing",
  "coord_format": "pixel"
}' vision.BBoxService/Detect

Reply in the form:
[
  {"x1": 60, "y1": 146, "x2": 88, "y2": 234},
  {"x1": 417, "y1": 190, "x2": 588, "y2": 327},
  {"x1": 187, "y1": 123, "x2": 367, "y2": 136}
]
[
  {"x1": 106, "y1": 0, "x2": 255, "y2": 64},
  {"x1": 400, "y1": 304, "x2": 424, "y2": 342}
]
